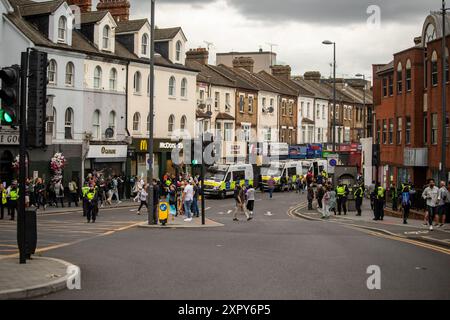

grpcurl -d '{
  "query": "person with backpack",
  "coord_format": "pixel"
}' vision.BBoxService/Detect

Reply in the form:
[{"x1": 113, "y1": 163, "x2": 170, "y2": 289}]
[
  {"x1": 68, "y1": 178, "x2": 79, "y2": 207},
  {"x1": 401, "y1": 185, "x2": 411, "y2": 224}
]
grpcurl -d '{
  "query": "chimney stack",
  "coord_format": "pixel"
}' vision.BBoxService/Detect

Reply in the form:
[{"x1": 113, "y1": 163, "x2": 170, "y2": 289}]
[
  {"x1": 271, "y1": 65, "x2": 291, "y2": 80},
  {"x1": 185, "y1": 48, "x2": 209, "y2": 66},
  {"x1": 66, "y1": 0, "x2": 92, "y2": 13},
  {"x1": 303, "y1": 71, "x2": 322, "y2": 82},
  {"x1": 232, "y1": 57, "x2": 255, "y2": 73},
  {"x1": 97, "y1": 0, "x2": 130, "y2": 22}
]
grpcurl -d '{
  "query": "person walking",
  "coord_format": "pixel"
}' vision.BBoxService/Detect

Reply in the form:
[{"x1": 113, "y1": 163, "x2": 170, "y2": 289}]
[
  {"x1": 401, "y1": 185, "x2": 411, "y2": 224},
  {"x1": 354, "y1": 184, "x2": 364, "y2": 216},
  {"x1": 321, "y1": 186, "x2": 331, "y2": 219},
  {"x1": 316, "y1": 185, "x2": 325, "y2": 210},
  {"x1": 0, "y1": 184, "x2": 7, "y2": 220},
  {"x1": 374, "y1": 183, "x2": 386, "y2": 221},
  {"x1": 267, "y1": 176, "x2": 275, "y2": 199},
  {"x1": 245, "y1": 184, "x2": 255, "y2": 221},
  {"x1": 54, "y1": 179, "x2": 65, "y2": 208},
  {"x1": 136, "y1": 184, "x2": 148, "y2": 215},
  {"x1": 182, "y1": 180, "x2": 194, "y2": 222},
  {"x1": 422, "y1": 179, "x2": 439, "y2": 230},
  {"x1": 233, "y1": 185, "x2": 249, "y2": 221},
  {"x1": 307, "y1": 185, "x2": 314, "y2": 210},
  {"x1": 437, "y1": 181, "x2": 448, "y2": 228},
  {"x1": 192, "y1": 180, "x2": 200, "y2": 218},
  {"x1": 390, "y1": 184, "x2": 398, "y2": 211},
  {"x1": 329, "y1": 186, "x2": 337, "y2": 216},
  {"x1": 68, "y1": 178, "x2": 79, "y2": 207},
  {"x1": 368, "y1": 181, "x2": 376, "y2": 210},
  {"x1": 81, "y1": 181, "x2": 90, "y2": 217},
  {"x1": 111, "y1": 176, "x2": 123, "y2": 204},
  {"x1": 335, "y1": 181, "x2": 349, "y2": 215}
]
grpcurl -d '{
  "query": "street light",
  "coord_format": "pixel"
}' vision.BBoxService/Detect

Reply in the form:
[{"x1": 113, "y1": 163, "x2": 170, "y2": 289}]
[
  {"x1": 148, "y1": 0, "x2": 156, "y2": 225},
  {"x1": 323, "y1": 40, "x2": 336, "y2": 152},
  {"x1": 355, "y1": 73, "x2": 367, "y2": 139}
]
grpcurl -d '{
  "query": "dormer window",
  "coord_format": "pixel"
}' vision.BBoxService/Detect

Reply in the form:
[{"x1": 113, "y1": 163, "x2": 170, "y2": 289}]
[
  {"x1": 142, "y1": 34, "x2": 149, "y2": 55},
  {"x1": 176, "y1": 41, "x2": 182, "y2": 62},
  {"x1": 58, "y1": 16, "x2": 67, "y2": 42},
  {"x1": 103, "y1": 25, "x2": 111, "y2": 50}
]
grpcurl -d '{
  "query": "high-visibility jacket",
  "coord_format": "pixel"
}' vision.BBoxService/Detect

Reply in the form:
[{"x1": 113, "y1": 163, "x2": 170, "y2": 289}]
[
  {"x1": 81, "y1": 186, "x2": 90, "y2": 198},
  {"x1": 336, "y1": 185, "x2": 346, "y2": 197},
  {"x1": 322, "y1": 171, "x2": 328, "y2": 179},
  {"x1": 354, "y1": 186, "x2": 364, "y2": 199},
  {"x1": 86, "y1": 190, "x2": 96, "y2": 201},
  {"x1": 10, "y1": 188, "x2": 19, "y2": 201},
  {"x1": 2, "y1": 190, "x2": 7, "y2": 204},
  {"x1": 377, "y1": 187, "x2": 385, "y2": 199}
]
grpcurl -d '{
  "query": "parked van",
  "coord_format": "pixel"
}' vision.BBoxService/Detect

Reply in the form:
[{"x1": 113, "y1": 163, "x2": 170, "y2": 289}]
[
  {"x1": 261, "y1": 160, "x2": 307, "y2": 191},
  {"x1": 204, "y1": 164, "x2": 254, "y2": 199}
]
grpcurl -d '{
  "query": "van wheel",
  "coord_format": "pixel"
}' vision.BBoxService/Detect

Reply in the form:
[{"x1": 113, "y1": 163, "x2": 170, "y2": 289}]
[{"x1": 220, "y1": 191, "x2": 226, "y2": 199}]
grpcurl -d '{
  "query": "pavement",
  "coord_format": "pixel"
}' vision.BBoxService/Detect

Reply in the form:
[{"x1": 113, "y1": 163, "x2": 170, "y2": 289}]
[
  {"x1": 0, "y1": 256, "x2": 79, "y2": 300},
  {"x1": 33, "y1": 199, "x2": 139, "y2": 216},
  {"x1": 292, "y1": 199, "x2": 450, "y2": 249},
  {"x1": 138, "y1": 215, "x2": 224, "y2": 228}
]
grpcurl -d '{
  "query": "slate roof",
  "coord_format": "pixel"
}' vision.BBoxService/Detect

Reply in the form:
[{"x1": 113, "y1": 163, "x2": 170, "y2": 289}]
[
  {"x1": 186, "y1": 61, "x2": 236, "y2": 88},
  {"x1": 375, "y1": 61, "x2": 394, "y2": 75},
  {"x1": 215, "y1": 112, "x2": 235, "y2": 120},
  {"x1": 116, "y1": 19, "x2": 148, "y2": 34},
  {"x1": 257, "y1": 71, "x2": 302, "y2": 97},
  {"x1": 214, "y1": 64, "x2": 258, "y2": 91},
  {"x1": 79, "y1": 11, "x2": 109, "y2": 24},
  {"x1": 155, "y1": 27, "x2": 181, "y2": 41},
  {"x1": 19, "y1": 0, "x2": 64, "y2": 17}
]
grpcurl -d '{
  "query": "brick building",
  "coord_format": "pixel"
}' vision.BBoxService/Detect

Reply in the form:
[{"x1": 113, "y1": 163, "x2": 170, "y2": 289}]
[{"x1": 373, "y1": 13, "x2": 450, "y2": 187}]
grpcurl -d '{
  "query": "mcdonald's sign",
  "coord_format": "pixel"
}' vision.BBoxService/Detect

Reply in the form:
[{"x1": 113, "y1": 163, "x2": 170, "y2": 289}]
[{"x1": 139, "y1": 139, "x2": 148, "y2": 151}]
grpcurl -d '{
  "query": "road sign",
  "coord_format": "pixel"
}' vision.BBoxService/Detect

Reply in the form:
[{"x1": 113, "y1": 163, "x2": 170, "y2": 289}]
[
  {"x1": 329, "y1": 159, "x2": 337, "y2": 167},
  {"x1": 0, "y1": 128, "x2": 19, "y2": 145}
]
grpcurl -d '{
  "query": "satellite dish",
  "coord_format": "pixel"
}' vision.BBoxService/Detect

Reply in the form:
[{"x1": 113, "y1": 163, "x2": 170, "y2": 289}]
[
  {"x1": 268, "y1": 107, "x2": 274, "y2": 113},
  {"x1": 105, "y1": 127, "x2": 114, "y2": 139}
]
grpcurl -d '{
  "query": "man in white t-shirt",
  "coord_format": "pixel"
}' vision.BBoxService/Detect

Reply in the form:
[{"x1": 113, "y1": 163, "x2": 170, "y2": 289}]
[{"x1": 183, "y1": 181, "x2": 194, "y2": 222}]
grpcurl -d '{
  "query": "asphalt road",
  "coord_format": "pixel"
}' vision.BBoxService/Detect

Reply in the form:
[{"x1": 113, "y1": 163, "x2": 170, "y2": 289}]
[{"x1": 5, "y1": 191, "x2": 449, "y2": 299}]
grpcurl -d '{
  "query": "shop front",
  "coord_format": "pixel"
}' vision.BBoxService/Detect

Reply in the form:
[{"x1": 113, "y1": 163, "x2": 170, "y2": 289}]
[{"x1": 85, "y1": 143, "x2": 128, "y2": 179}]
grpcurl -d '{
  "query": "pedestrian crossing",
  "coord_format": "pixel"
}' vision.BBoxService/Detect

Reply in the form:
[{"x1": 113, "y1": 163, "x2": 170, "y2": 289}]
[{"x1": 0, "y1": 215, "x2": 144, "y2": 257}]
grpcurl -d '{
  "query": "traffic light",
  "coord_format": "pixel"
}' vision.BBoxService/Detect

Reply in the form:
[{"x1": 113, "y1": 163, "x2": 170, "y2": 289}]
[
  {"x1": 372, "y1": 143, "x2": 380, "y2": 166},
  {"x1": 0, "y1": 65, "x2": 20, "y2": 126},
  {"x1": 27, "y1": 50, "x2": 48, "y2": 148}
]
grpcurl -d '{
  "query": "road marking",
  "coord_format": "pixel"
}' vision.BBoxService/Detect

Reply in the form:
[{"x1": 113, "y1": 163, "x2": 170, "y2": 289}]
[
  {"x1": 205, "y1": 207, "x2": 211, "y2": 211},
  {"x1": 265, "y1": 211, "x2": 273, "y2": 216},
  {"x1": 227, "y1": 210, "x2": 233, "y2": 214}
]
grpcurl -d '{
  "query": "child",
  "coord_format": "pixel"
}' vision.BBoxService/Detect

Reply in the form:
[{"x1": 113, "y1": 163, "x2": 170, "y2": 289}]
[{"x1": 136, "y1": 184, "x2": 148, "y2": 215}]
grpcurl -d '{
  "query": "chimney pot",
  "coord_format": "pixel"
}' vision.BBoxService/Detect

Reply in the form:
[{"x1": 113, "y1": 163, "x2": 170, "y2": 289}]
[{"x1": 232, "y1": 57, "x2": 255, "y2": 73}]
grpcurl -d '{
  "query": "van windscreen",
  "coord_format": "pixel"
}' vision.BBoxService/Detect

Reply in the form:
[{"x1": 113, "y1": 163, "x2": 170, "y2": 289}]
[{"x1": 206, "y1": 168, "x2": 227, "y2": 182}]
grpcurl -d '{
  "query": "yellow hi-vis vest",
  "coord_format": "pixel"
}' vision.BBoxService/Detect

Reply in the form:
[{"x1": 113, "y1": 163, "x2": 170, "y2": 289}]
[
  {"x1": 377, "y1": 187, "x2": 385, "y2": 199},
  {"x1": 2, "y1": 190, "x2": 7, "y2": 204},
  {"x1": 82, "y1": 186, "x2": 90, "y2": 197},
  {"x1": 322, "y1": 171, "x2": 328, "y2": 178},
  {"x1": 354, "y1": 187, "x2": 363, "y2": 198},
  {"x1": 86, "y1": 190, "x2": 96, "y2": 201},
  {"x1": 336, "y1": 186, "x2": 346, "y2": 196},
  {"x1": 10, "y1": 188, "x2": 19, "y2": 201}
]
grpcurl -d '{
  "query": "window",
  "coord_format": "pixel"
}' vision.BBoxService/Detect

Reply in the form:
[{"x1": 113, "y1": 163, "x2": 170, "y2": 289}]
[
  {"x1": 300, "y1": 102, "x2": 304, "y2": 117},
  {"x1": 224, "y1": 123, "x2": 233, "y2": 141},
  {"x1": 406, "y1": 59, "x2": 412, "y2": 92},
  {"x1": 103, "y1": 25, "x2": 110, "y2": 49},
  {"x1": 64, "y1": 108, "x2": 73, "y2": 139},
  {"x1": 65, "y1": 62, "x2": 74, "y2": 86},
  {"x1": 388, "y1": 75, "x2": 393, "y2": 96},
  {"x1": 322, "y1": 105, "x2": 326, "y2": 119},
  {"x1": 431, "y1": 51, "x2": 438, "y2": 86},
  {"x1": 316, "y1": 104, "x2": 320, "y2": 119},
  {"x1": 109, "y1": 111, "x2": 116, "y2": 132},
  {"x1": 180, "y1": 115, "x2": 187, "y2": 131},
  {"x1": 169, "y1": 76, "x2": 176, "y2": 96},
  {"x1": 242, "y1": 124, "x2": 251, "y2": 142},
  {"x1": 109, "y1": 68, "x2": 117, "y2": 91},
  {"x1": 226, "y1": 93, "x2": 231, "y2": 110},
  {"x1": 248, "y1": 97, "x2": 254, "y2": 113},
  {"x1": 215, "y1": 122, "x2": 222, "y2": 139},
  {"x1": 376, "y1": 120, "x2": 381, "y2": 144},
  {"x1": 264, "y1": 127, "x2": 272, "y2": 142},
  {"x1": 382, "y1": 77, "x2": 387, "y2": 97},
  {"x1": 270, "y1": 98, "x2": 274, "y2": 107},
  {"x1": 47, "y1": 107, "x2": 56, "y2": 138},
  {"x1": 307, "y1": 102, "x2": 310, "y2": 118},
  {"x1": 58, "y1": 16, "x2": 67, "y2": 41},
  {"x1": 343, "y1": 107, "x2": 347, "y2": 120},
  {"x1": 134, "y1": 71, "x2": 141, "y2": 93},
  {"x1": 48, "y1": 60, "x2": 57, "y2": 84},
  {"x1": 214, "y1": 92, "x2": 220, "y2": 110},
  {"x1": 92, "y1": 110, "x2": 100, "y2": 140},
  {"x1": 317, "y1": 128, "x2": 321, "y2": 143},
  {"x1": 168, "y1": 114, "x2": 175, "y2": 133},
  {"x1": 405, "y1": 117, "x2": 411, "y2": 144},
  {"x1": 133, "y1": 112, "x2": 141, "y2": 132},
  {"x1": 348, "y1": 106, "x2": 352, "y2": 120},
  {"x1": 94, "y1": 66, "x2": 102, "y2": 89},
  {"x1": 181, "y1": 78, "x2": 187, "y2": 97},
  {"x1": 431, "y1": 113, "x2": 438, "y2": 144},
  {"x1": 281, "y1": 100, "x2": 286, "y2": 116},
  {"x1": 397, "y1": 62, "x2": 402, "y2": 94},
  {"x1": 424, "y1": 115, "x2": 428, "y2": 144},
  {"x1": 141, "y1": 34, "x2": 149, "y2": 55},
  {"x1": 239, "y1": 95, "x2": 244, "y2": 113},
  {"x1": 389, "y1": 119, "x2": 394, "y2": 144},
  {"x1": 397, "y1": 117, "x2": 402, "y2": 144},
  {"x1": 301, "y1": 126, "x2": 306, "y2": 143},
  {"x1": 176, "y1": 41, "x2": 182, "y2": 61},
  {"x1": 288, "y1": 102, "x2": 293, "y2": 116},
  {"x1": 382, "y1": 119, "x2": 387, "y2": 144}
]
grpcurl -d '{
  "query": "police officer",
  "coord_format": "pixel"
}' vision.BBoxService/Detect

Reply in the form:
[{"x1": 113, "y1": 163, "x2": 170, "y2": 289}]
[
  {"x1": 0, "y1": 184, "x2": 7, "y2": 220},
  {"x1": 81, "y1": 182, "x2": 90, "y2": 217},
  {"x1": 354, "y1": 184, "x2": 364, "y2": 216},
  {"x1": 86, "y1": 184, "x2": 98, "y2": 223},
  {"x1": 8, "y1": 181, "x2": 19, "y2": 221},
  {"x1": 335, "y1": 181, "x2": 349, "y2": 215},
  {"x1": 374, "y1": 183, "x2": 386, "y2": 221}
]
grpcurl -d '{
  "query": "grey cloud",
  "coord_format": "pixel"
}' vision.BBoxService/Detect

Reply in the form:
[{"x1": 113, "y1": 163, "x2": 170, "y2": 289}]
[{"x1": 131, "y1": 0, "x2": 436, "y2": 25}]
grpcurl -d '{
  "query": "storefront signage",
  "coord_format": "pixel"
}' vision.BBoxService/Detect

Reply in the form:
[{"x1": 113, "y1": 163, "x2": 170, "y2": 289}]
[
  {"x1": 159, "y1": 142, "x2": 183, "y2": 150},
  {"x1": 263, "y1": 142, "x2": 289, "y2": 157},
  {"x1": 0, "y1": 129, "x2": 19, "y2": 145},
  {"x1": 289, "y1": 145, "x2": 308, "y2": 159},
  {"x1": 132, "y1": 139, "x2": 184, "y2": 153},
  {"x1": 307, "y1": 144, "x2": 322, "y2": 158},
  {"x1": 87, "y1": 145, "x2": 128, "y2": 159}
]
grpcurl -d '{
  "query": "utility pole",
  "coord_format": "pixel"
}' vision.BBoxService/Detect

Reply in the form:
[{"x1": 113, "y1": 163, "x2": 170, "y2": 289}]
[{"x1": 148, "y1": 0, "x2": 156, "y2": 225}]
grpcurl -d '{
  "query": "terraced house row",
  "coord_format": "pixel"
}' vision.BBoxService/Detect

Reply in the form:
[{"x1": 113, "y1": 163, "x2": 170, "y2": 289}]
[{"x1": 0, "y1": 0, "x2": 373, "y2": 184}]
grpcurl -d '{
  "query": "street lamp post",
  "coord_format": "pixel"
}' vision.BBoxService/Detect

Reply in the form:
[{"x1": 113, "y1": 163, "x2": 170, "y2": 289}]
[
  {"x1": 355, "y1": 73, "x2": 367, "y2": 139},
  {"x1": 323, "y1": 40, "x2": 336, "y2": 152},
  {"x1": 441, "y1": 0, "x2": 448, "y2": 182},
  {"x1": 148, "y1": 0, "x2": 156, "y2": 225}
]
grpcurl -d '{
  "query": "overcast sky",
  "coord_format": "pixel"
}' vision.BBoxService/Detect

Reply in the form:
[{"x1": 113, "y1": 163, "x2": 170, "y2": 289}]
[{"x1": 108, "y1": 0, "x2": 437, "y2": 79}]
